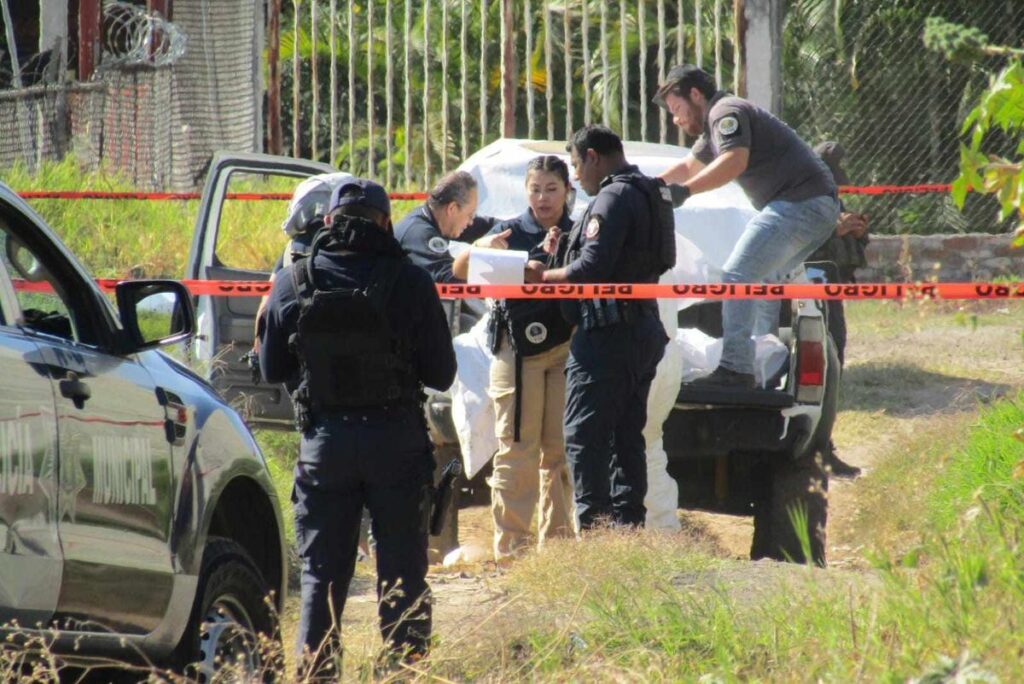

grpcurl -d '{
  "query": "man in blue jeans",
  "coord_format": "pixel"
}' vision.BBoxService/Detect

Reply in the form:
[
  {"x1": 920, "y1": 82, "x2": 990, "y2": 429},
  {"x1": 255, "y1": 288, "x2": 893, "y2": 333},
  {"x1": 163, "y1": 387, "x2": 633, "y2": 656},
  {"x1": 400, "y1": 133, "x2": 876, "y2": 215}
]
[{"x1": 654, "y1": 64, "x2": 840, "y2": 388}]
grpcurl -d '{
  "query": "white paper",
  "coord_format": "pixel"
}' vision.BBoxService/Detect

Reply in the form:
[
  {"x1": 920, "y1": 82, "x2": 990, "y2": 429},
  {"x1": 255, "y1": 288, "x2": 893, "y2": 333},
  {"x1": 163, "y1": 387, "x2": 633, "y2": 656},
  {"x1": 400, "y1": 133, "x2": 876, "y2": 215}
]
[{"x1": 467, "y1": 247, "x2": 528, "y2": 285}]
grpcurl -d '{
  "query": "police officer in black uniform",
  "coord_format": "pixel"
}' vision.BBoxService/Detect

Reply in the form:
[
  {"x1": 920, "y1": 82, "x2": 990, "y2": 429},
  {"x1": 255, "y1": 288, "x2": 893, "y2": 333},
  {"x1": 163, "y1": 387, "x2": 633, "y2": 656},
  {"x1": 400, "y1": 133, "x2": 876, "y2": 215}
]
[
  {"x1": 528, "y1": 125, "x2": 673, "y2": 530},
  {"x1": 259, "y1": 179, "x2": 456, "y2": 677}
]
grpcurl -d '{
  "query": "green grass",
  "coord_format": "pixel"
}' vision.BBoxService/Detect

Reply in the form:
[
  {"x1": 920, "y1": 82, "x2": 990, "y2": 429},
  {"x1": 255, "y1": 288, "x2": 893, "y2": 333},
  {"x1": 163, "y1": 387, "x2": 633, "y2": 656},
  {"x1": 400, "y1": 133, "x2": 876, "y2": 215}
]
[{"x1": 5, "y1": 158, "x2": 423, "y2": 278}]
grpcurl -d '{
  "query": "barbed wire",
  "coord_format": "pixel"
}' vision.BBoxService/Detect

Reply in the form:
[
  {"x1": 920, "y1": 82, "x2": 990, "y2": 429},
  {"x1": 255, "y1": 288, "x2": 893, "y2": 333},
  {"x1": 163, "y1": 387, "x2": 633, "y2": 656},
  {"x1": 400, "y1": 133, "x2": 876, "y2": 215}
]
[{"x1": 100, "y1": 1, "x2": 187, "y2": 69}]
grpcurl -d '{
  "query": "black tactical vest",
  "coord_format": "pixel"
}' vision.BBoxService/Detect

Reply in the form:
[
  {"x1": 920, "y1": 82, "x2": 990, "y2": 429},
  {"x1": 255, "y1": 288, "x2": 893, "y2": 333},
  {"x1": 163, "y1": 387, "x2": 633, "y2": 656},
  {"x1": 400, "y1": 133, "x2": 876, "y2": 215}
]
[
  {"x1": 290, "y1": 235, "x2": 420, "y2": 411},
  {"x1": 608, "y1": 171, "x2": 677, "y2": 276}
]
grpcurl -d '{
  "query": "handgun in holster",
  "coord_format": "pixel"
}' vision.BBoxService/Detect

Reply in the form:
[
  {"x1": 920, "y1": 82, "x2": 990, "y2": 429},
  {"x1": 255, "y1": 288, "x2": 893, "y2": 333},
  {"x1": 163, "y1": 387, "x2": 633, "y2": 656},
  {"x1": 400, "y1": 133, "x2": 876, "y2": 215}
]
[{"x1": 429, "y1": 458, "x2": 463, "y2": 537}]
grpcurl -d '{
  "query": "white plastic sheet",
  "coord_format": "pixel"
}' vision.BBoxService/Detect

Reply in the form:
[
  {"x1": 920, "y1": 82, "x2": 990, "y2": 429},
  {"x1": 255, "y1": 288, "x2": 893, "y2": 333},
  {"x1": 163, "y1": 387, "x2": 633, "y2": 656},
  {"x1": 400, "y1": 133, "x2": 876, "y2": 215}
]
[
  {"x1": 449, "y1": 314, "x2": 498, "y2": 478},
  {"x1": 676, "y1": 328, "x2": 790, "y2": 389}
]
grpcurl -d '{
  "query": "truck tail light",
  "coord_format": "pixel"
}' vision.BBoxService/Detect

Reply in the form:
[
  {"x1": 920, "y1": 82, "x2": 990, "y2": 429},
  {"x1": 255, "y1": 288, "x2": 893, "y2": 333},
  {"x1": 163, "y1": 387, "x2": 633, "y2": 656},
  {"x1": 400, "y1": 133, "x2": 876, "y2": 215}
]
[{"x1": 795, "y1": 315, "x2": 826, "y2": 403}]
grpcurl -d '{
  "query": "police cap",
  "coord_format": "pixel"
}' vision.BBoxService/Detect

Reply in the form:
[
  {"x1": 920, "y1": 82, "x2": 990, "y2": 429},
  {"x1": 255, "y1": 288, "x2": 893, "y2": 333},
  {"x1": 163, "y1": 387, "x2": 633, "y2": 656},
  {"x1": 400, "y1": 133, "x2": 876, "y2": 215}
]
[
  {"x1": 653, "y1": 64, "x2": 717, "y2": 109},
  {"x1": 329, "y1": 178, "x2": 392, "y2": 217}
]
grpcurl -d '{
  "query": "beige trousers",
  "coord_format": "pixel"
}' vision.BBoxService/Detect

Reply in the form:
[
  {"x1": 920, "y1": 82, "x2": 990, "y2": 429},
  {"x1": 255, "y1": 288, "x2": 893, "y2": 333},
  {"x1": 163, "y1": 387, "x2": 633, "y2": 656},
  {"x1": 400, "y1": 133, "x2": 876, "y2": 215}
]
[{"x1": 488, "y1": 341, "x2": 575, "y2": 559}]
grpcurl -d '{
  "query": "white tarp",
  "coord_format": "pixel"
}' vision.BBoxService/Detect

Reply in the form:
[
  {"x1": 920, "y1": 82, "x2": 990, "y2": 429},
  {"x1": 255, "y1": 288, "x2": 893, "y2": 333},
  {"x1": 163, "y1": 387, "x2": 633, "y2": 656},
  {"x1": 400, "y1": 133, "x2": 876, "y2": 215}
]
[{"x1": 450, "y1": 139, "x2": 762, "y2": 520}]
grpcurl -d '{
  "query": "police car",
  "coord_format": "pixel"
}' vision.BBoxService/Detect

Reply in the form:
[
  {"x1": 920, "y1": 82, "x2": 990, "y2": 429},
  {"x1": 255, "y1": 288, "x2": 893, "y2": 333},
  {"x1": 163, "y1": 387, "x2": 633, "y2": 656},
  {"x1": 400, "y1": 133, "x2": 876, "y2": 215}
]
[
  {"x1": 0, "y1": 182, "x2": 286, "y2": 677},
  {"x1": 453, "y1": 139, "x2": 839, "y2": 566}
]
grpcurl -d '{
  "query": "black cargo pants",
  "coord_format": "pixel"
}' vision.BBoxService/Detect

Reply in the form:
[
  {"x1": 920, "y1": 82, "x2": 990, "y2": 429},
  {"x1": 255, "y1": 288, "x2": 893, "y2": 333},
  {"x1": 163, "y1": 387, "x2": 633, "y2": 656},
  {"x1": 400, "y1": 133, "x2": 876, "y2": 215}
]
[
  {"x1": 562, "y1": 310, "x2": 667, "y2": 529},
  {"x1": 292, "y1": 405, "x2": 434, "y2": 677}
]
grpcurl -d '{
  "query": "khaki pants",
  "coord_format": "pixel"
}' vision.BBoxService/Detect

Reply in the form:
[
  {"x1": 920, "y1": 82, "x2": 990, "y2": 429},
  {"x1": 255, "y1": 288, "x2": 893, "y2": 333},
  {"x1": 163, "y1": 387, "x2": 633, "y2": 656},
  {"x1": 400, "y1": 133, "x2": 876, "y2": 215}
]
[{"x1": 488, "y1": 341, "x2": 574, "y2": 559}]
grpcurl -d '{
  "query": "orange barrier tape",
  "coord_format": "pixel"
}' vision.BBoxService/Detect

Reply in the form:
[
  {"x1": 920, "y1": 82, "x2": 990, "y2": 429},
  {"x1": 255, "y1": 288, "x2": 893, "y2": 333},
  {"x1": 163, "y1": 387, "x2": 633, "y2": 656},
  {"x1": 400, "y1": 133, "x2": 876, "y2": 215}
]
[
  {"x1": 16, "y1": 187, "x2": 950, "y2": 201},
  {"x1": 14, "y1": 190, "x2": 430, "y2": 201},
  {"x1": 13, "y1": 279, "x2": 1024, "y2": 300}
]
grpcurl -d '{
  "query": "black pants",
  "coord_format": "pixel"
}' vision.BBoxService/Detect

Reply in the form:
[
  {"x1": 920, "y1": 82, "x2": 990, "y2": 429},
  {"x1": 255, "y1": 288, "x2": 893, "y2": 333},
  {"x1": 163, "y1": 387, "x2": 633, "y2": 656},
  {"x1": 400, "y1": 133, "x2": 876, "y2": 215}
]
[
  {"x1": 562, "y1": 313, "x2": 667, "y2": 529},
  {"x1": 292, "y1": 406, "x2": 433, "y2": 676}
]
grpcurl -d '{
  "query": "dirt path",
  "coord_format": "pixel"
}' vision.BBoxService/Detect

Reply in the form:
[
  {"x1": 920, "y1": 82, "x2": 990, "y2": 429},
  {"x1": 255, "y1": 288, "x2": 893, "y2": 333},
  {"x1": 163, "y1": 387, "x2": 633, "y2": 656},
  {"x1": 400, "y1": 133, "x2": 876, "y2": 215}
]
[{"x1": 282, "y1": 301, "x2": 1024, "y2": 668}]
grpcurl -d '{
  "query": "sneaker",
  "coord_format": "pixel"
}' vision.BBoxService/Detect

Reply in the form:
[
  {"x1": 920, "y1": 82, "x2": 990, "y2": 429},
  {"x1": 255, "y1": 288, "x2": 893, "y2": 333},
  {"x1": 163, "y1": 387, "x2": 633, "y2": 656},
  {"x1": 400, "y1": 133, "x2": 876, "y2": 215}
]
[
  {"x1": 688, "y1": 365, "x2": 756, "y2": 389},
  {"x1": 827, "y1": 444, "x2": 862, "y2": 479}
]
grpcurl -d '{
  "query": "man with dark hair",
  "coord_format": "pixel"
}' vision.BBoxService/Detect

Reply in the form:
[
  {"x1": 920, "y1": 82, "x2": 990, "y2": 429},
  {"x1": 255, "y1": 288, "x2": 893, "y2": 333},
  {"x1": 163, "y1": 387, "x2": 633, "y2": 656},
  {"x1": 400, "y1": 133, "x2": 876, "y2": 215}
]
[
  {"x1": 394, "y1": 170, "x2": 483, "y2": 283},
  {"x1": 528, "y1": 124, "x2": 671, "y2": 530},
  {"x1": 259, "y1": 178, "x2": 456, "y2": 678},
  {"x1": 654, "y1": 64, "x2": 840, "y2": 389}
]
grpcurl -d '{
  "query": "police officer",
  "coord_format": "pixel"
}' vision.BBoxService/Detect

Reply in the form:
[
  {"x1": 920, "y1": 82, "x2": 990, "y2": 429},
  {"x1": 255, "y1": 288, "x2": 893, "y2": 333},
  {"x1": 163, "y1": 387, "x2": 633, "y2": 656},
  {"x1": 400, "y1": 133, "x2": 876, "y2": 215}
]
[
  {"x1": 259, "y1": 179, "x2": 456, "y2": 677},
  {"x1": 528, "y1": 125, "x2": 671, "y2": 530},
  {"x1": 394, "y1": 170, "x2": 482, "y2": 283},
  {"x1": 654, "y1": 64, "x2": 840, "y2": 388}
]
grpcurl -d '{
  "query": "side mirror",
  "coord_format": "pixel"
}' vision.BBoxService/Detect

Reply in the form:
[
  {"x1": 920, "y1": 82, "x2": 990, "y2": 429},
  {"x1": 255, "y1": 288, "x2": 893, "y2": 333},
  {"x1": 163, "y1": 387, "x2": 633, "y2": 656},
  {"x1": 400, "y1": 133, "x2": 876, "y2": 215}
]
[{"x1": 115, "y1": 280, "x2": 195, "y2": 353}]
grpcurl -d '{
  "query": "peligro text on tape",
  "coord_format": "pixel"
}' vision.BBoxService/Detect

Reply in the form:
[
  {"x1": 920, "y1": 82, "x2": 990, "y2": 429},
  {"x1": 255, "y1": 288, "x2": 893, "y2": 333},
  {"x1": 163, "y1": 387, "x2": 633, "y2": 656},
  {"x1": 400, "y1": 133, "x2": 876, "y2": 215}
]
[{"x1": 12, "y1": 279, "x2": 1024, "y2": 300}]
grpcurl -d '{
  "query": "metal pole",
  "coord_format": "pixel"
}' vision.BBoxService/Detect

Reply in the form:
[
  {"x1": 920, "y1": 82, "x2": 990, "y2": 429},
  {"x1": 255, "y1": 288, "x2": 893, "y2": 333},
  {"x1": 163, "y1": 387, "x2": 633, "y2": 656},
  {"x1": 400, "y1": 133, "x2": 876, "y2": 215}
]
[
  {"x1": 544, "y1": 0, "x2": 553, "y2": 140},
  {"x1": 330, "y1": 0, "x2": 338, "y2": 163},
  {"x1": 386, "y1": 0, "x2": 394, "y2": 186},
  {"x1": 714, "y1": 0, "x2": 722, "y2": 88},
  {"x1": 367, "y1": 0, "x2": 374, "y2": 177},
  {"x1": 582, "y1": 0, "x2": 590, "y2": 125},
  {"x1": 501, "y1": 0, "x2": 516, "y2": 137},
  {"x1": 293, "y1": 0, "x2": 302, "y2": 157},
  {"x1": 347, "y1": 0, "x2": 355, "y2": 169},
  {"x1": 639, "y1": 0, "x2": 647, "y2": 141},
  {"x1": 461, "y1": 0, "x2": 469, "y2": 159},
  {"x1": 404, "y1": 0, "x2": 412, "y2": 184},
  {"x1": 441, "y1": 0, "x2": 449, "y2": 173},
  {"x1": 600, "y1": 1, "x2": 609, "y2": 126},
  {"x1": 525, "y1": 0, "x2": 534, "y2": 138},
  {"x1": 620, "y1": 0, "x2": 628, "y2": 136},
  {"x1": 311, "y1": 0, "x2": 318, "y2": 160},
  {"x1": 563, "y1": 0, "x2": 572, "y2": 137},
  {"x1": 480, "y1": 0, "x2": 489, "y2": 146},
  {"x1": 658, "y1": 0, "x2": 666, "y2": 143},
  {"x1": 423, "y1": 0, "x2": 431, "y2": 181}
]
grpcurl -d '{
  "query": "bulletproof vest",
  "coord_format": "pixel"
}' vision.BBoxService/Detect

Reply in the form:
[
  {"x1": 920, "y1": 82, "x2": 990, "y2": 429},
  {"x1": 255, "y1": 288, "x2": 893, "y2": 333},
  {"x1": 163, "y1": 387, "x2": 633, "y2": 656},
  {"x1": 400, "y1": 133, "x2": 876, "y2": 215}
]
[
  {"x1": 607, "y1": 171, "x2": 677, "y2": 277},
  {"x1": 290, "y1": 236, "x2": 420, "y2": 411}
]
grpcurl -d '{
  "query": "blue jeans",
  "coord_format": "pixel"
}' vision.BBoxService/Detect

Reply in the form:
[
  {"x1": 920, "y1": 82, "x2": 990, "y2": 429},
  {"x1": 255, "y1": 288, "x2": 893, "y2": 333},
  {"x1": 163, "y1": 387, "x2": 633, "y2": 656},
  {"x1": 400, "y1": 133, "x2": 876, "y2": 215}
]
[{"x1": 720, "y1": 194, "x2": 840, "y2": 375}]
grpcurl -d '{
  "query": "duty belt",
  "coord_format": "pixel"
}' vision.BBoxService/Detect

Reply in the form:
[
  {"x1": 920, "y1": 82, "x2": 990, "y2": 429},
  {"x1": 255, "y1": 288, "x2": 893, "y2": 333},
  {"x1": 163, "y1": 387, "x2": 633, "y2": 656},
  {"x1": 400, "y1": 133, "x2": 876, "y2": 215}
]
[{"x1": 578, "y1": 298, "x2": 652, "y2": 331}]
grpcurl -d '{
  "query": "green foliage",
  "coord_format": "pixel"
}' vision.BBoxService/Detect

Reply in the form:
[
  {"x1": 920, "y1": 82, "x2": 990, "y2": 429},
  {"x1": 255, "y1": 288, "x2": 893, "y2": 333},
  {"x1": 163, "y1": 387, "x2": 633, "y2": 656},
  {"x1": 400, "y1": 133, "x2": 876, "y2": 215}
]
[
  {"x1": 923, "y1": 16, "x2": 991, "y2": 62},
  {"x1": 925, "y1": 17, "x2": 1024, "y2": 243}
]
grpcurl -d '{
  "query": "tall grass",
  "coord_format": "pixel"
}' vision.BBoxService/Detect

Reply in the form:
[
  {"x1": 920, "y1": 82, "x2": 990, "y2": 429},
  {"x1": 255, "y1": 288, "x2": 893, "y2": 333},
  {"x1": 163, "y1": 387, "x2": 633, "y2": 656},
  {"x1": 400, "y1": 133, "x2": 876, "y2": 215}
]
[{"x1": 4, "y1": 158, "x2": 421, "y2": 278}]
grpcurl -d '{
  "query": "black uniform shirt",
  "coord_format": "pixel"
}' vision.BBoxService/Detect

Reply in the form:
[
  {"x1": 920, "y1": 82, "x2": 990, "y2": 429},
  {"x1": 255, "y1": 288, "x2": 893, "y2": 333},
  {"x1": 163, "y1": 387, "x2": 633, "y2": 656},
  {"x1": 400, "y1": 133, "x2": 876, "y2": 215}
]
[
  {"x1": 394, "y1": 206, "x2": 501, "y2": 283},
  {"x1": 260, "y1": 249, "x2": 456, "y2": 394},
  {"x1": 691, "y1": 92, "x2": 835, "y2": 210},
  {"x1": 489, "y1": 208, "x2": 573, "y2": 261},
  {"x1": 563, "y1": 164, "x2": 658, "y2": 286}
]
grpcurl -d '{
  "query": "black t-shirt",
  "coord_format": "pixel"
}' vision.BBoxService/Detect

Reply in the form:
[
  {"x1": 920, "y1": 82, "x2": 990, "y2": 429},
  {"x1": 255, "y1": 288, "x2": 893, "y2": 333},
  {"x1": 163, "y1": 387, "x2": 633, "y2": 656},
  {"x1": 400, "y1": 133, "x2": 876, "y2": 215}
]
[{"x1": 488, "y1": 208, "x2": 573, "y2": 262}]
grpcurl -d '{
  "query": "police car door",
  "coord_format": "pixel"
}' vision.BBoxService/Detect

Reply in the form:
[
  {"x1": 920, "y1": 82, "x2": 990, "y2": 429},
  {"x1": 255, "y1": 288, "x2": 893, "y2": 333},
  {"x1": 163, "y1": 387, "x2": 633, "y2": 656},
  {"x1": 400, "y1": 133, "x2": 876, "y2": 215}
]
[
  {"x1": 0, "y1": 200, "x2": 174, "y2": 635},
  {"x1": 185, "y1": 153, "x2": 334, "y2": 430},
  {"x1": 0, "y1": 216, "x2": 61, "y2": 630}
]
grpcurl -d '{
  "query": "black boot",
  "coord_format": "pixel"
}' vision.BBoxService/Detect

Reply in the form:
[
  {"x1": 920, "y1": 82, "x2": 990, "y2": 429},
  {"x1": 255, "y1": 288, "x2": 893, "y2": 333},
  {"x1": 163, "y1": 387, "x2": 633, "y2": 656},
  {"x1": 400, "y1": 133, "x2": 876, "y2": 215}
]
[
  {"x1": 827, "y1": 442, "x2": 861, "y2": 479},
  {"x1": 688, "y1": 365, "x2": 756, "y2": 389}
]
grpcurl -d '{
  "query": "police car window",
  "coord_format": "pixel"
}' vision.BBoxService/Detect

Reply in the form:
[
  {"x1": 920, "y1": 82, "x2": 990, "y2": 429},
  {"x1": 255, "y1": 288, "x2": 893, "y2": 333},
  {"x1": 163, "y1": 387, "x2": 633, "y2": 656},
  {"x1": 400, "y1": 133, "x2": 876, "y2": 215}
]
[
  {"x1": 0, "y1": 216, "x2": 80, "y2": 342},
  {"x1": 215, "y1": 172, "x2": 302, "y2": 273}
]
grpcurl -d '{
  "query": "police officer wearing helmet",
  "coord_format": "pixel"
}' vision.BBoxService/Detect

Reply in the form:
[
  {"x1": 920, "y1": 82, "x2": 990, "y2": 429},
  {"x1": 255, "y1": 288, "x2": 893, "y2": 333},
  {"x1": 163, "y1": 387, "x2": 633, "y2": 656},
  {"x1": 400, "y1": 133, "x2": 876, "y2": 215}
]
[
  {"x1": 527, "y1": 125, "x2": 672, "y2": 530},
  {"x1": 655, "y1": 64, "x2": 839, "y2": 388},
  {"x1": 259, "y1": 179, "x2": 456, "y2": 676}
]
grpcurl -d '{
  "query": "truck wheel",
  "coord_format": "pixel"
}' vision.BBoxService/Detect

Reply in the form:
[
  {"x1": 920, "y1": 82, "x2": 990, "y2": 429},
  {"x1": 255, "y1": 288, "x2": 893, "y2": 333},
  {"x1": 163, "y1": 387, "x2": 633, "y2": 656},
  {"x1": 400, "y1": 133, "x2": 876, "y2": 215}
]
[
  {"x1": 171, "y1": 537, "x2": 282, "y2": 682},
  {"x1": 752, "y1": 449, "x2": 828, "y2": 566}
]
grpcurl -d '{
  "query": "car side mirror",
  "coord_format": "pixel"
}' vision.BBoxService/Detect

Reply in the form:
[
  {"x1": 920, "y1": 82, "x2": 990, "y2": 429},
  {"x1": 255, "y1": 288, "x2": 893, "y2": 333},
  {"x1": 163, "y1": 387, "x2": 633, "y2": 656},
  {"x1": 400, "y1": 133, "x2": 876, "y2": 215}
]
[{"x1": 115, "y1": 280, "x2": 195, "y2": 353}]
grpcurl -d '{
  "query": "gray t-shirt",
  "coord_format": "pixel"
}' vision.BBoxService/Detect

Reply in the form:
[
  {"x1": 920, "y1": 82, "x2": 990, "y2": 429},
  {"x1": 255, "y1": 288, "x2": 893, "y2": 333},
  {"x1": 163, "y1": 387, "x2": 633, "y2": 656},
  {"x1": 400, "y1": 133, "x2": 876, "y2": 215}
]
[{"x1": 691, "y1": 93, "x2": 835, "y2": 210}]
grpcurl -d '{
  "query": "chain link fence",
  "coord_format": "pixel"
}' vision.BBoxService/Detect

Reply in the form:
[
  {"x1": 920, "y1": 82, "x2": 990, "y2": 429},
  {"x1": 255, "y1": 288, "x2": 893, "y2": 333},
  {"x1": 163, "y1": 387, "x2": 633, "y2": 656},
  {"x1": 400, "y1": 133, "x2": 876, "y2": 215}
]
[
  {"x1": 0, "y1": 0, "x2": 260, "y2": 188},
  {"x1": 783, "y1": 0, "x2": 1024, "y2": 235}
]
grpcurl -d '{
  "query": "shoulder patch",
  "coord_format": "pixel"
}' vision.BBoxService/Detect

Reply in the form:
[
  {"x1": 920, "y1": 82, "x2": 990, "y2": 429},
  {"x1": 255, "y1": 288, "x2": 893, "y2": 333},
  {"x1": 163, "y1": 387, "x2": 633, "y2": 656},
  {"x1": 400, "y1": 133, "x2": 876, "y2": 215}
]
[
  {"x1": 585, "y1": 216, "x2": 602, "y2": 240},
  {"x1": 427, "y1": 236, "x2": 449, "y2": 254},
  {"x1": 717, "y1": 115, "x2": 739, "y2": 136}
]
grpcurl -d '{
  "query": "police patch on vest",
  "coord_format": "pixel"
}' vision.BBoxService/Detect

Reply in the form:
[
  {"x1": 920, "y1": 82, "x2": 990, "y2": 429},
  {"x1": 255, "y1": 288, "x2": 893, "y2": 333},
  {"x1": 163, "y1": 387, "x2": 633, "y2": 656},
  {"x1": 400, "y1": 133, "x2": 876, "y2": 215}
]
[
  {"x1": 718, "y1": 115, "x2": 739, "y2": 136},
  {"x1": 427, "y1": 236, "x2": 449, "y2": 254},
  {"x1": 585, "y1": 217, "x2": 601, "y2": 239},
  {"x1": 525, "y1": 322, "x2": 548, "y2": 344}
]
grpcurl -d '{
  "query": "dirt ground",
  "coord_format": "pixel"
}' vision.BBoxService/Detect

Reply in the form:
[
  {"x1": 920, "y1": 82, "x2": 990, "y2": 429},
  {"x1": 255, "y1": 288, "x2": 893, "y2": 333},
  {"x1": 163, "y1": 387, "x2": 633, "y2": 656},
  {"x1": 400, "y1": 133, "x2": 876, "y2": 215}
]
[{"x1": 280, "y1": 300, "x2": 1024, "y2": 667}]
